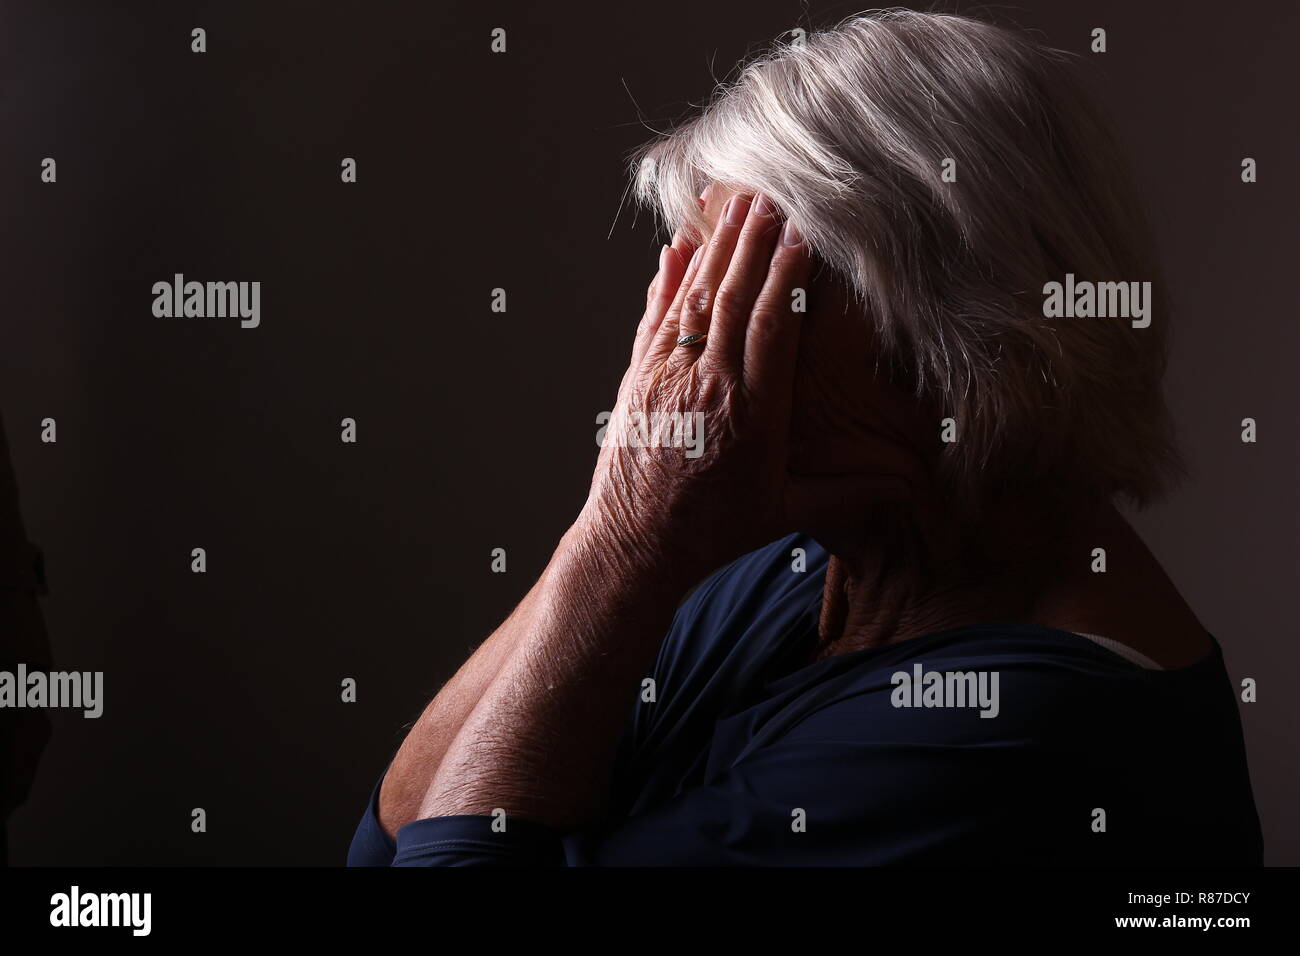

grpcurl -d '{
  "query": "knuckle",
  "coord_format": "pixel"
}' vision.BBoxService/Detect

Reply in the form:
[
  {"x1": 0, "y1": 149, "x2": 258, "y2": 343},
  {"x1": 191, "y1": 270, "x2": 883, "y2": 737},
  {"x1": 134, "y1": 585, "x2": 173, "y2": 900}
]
[
  {"x1": 747, "y1": 301, "x2": 785, "y2": 336},
  {"x1": 711, "y1": 284, "x2": 744, "y2": 319},
  {"x1": 747, "y1": 289, "x2": 777, "y2": 317},
  {"x1": 681, "y1": 285, "x2": 713, "y2": 323},
  {"x1": 752, "y1": 284, "x2": 796, "y2": 318}
]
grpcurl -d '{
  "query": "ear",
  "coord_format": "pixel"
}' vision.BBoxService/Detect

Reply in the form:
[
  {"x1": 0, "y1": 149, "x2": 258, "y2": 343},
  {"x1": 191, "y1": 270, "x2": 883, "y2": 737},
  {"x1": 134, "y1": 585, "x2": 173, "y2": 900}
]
[{"x1": 700, "y1": 184, "x2": 739, "y2": 231}]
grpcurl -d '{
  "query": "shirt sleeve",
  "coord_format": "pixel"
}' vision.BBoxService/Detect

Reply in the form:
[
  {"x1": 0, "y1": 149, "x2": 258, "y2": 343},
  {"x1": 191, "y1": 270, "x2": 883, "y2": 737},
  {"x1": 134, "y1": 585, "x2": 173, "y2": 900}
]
[
  {"x1": 345, "y1": 767, "x2": 569, "y2": 866},
  {"x1": 345, "y1": 770, "x2": 397, "y2": 866},
  {"x1": 391, "y1": 815, "x2": 567, "y2": 866}
]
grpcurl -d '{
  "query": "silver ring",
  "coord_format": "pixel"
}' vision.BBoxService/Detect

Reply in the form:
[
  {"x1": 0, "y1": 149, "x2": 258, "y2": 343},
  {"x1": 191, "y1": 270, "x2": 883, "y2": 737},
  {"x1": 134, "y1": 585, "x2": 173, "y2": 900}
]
[{"x1": 676, "y1": 332, "x2": 707, "y2": 348}]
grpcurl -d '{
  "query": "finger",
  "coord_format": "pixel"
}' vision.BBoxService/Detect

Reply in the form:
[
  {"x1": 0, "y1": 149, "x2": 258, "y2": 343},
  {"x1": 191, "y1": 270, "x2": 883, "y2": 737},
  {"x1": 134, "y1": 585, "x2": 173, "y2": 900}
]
[
  {"x1": 642, "y1": 183, "x2": 711, "y2": 363},
  {"x1": 632, "y1": 241, "x2": 689, "y2": 370},
  {"x1": 644, "y1": 240, "x2": 706, "y2": 368},
  {"x1": 640, "y1": 230, "x2": 690, "y2": 323},
  {"x1": 663, "y1": 192, "x2": 753, "y2": 372},
  {"x1": 703, "y1": 192, "x2": 783, "y2": 373},
  {"x1": 743, "y1": 219, "x2": 813, "y2": 399}
]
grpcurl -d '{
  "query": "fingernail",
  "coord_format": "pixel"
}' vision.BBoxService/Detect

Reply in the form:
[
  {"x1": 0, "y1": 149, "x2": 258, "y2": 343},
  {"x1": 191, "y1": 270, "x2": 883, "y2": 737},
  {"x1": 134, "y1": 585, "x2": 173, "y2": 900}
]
[
  {"x1": 659, "y1": 244, "x2": 671, "y2": 272},
  {"x1": 688, "y1": 245, "x2": 703, "y2": 269},
  {"x1": 725, "y1": 194, "x2": 750, "y2": 226},
  {"x1": 753, "y1": 193, "x2": 776, "y2": 217},
  {"x1": 782, "y1": 220, "x2": 804, "y2": 246}
]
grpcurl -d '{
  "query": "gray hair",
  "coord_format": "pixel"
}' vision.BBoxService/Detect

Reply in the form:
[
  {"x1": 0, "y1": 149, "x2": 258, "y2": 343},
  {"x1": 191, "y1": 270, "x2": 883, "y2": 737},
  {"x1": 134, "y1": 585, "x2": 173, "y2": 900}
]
[{"x1": 630, "y1": 8, "x2": 1182, "y2": 515}]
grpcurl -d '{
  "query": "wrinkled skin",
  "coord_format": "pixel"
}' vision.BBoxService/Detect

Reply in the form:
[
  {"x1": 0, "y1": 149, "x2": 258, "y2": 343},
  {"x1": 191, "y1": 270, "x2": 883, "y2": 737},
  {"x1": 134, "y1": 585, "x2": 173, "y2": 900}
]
[{"x1": 582, "y1": 185, "x2": 934, "y2": 586}]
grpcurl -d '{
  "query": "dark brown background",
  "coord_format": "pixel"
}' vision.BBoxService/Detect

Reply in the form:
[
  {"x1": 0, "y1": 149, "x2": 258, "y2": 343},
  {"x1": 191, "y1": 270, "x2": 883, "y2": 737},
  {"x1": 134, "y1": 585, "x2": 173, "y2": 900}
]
[{"x1": 1, "y1": 0, "x2": 1295, "y2": 865}]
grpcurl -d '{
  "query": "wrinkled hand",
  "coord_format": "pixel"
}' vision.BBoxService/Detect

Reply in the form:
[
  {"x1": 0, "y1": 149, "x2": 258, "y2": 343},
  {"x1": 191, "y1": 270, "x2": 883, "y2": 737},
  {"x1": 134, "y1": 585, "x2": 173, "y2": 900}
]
[{"x1": 579, "y1": 192, "x2": 816, "y2": 586}]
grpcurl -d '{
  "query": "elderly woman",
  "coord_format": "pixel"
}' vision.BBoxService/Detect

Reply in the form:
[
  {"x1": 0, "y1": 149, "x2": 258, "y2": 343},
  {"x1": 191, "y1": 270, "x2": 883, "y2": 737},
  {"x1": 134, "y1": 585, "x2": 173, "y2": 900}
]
[{"x1": 349, "y1": 11, "x2": 1261, "y2": 865}]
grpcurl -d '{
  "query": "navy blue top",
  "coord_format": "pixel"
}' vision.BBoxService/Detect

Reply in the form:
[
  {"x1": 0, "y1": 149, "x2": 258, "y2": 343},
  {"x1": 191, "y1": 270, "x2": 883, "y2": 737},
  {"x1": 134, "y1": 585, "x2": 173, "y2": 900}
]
[{"x1": 348, "y1": 534, "x2": 1262, "y2": 866}]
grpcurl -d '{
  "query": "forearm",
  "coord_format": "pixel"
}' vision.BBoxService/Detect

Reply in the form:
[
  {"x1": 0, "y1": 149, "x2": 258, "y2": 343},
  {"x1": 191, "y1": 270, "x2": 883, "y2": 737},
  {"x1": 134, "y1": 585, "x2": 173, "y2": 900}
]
[
  {"x1": 378, "y1": 513, "x2": 687, "y2": 836},
  {"x1": 376, "y1": 594, "x2": 533, "y2": 837},
  {"x1": 415, "y1": 515, "x2": 687, "y2": 831}
]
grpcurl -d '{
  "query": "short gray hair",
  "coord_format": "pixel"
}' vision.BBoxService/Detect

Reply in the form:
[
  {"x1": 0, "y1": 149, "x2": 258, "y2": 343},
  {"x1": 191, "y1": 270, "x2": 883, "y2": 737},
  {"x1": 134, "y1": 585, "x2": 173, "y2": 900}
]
[{"x1": 631, "y1": 9, "x2": 1182, "y2": 515}]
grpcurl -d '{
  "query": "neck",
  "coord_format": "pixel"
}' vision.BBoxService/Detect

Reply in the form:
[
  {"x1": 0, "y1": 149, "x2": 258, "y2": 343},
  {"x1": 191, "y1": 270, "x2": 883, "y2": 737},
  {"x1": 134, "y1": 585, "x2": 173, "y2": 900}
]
[
  {"x1": 813, "y1": 493, "x2": 1095, "y2": 660},
  {"x1": 813, "y1": 495, "x2": 1208, "y2": 667}
]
